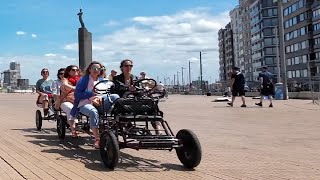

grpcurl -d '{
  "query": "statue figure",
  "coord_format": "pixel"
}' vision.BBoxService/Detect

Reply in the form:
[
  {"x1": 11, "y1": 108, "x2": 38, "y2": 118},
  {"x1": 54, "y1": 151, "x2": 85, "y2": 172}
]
[{"x1": 77, "y1": 9, "x2": 85, "y2": 28}]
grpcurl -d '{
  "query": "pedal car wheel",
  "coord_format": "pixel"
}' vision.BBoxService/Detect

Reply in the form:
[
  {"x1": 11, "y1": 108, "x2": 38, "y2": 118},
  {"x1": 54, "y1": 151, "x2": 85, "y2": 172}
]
[
  {"x1": 35, "y1": 110, "x2": 42, "y2": 130},
  {"x1": 176, "y1": 129, "x2": 202, "y2": 169},
  {"x1": 56, "y1": 115, "x2": 66, "y2": 139},
  {"x1": 99, "y1": 130, "x2": 119, "y2": 170}
]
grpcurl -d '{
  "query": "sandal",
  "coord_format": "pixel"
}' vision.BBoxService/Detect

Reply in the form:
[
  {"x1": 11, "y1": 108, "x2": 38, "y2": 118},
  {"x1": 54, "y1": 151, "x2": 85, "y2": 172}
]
[
  {"x1": 94, "y1": 139, "x2": 100, "y2": 149},
  {"x1": 71, "y1": 131, "x2": 78, "y2": 138}
]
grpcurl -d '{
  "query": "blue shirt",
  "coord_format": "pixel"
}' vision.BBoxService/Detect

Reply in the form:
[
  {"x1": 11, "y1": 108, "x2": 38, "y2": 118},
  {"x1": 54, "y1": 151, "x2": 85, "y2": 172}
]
[{"x1": 259, "y1": 71, "x2": 273, "y2": 85}]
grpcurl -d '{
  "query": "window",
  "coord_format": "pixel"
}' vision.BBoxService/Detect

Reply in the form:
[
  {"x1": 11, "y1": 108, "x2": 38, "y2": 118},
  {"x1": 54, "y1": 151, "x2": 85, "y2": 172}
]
[
  {"x1": 265, "y1": 47, "x2": 276, "y2": 55},
  {"x1": 287, "y1": 58, "x2": 291, "y2": 65},
  {"x1": 302, "y1": 55, "x2": 307, "y2": 63},
  {"x1": 265, "y1": 57, "x2": 274, "y2": 65},
  {"x1": 303, "y1": 69, "x2": 308, "y2": 77},
  {"x1": 296, "y1": 70, "x2": 300, "y2": 77},
  {"x1": 283, "y1": 0, "x2": 305, "y2": 17}
]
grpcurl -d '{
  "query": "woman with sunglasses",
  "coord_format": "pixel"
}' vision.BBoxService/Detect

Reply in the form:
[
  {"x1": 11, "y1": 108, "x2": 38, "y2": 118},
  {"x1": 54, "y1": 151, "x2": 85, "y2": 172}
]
[
  {"x1": 70, "y1": 61, "x2": 120, "y2": 148},
  {"x1": 113, "y1": 59, "x2": 138, "y2": 97},
  {"x1": 56, "y1": 65, "x2": 81, "y2": 137},
  {"x1": 36, "y1": 68, "x2": 54, "y2": 116},
  {"x1": 113, "y1": 60, "x2": 162, "y2": 134},
  {"x1": 52, "y1": 68, "x2": 65, "y2": 108}
]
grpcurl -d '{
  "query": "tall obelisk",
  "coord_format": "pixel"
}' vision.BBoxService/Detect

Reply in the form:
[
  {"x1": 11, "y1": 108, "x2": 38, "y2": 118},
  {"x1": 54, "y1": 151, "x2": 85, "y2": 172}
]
[{"x1": 77, "y1": 9, "x2": 92, "y2": 72}]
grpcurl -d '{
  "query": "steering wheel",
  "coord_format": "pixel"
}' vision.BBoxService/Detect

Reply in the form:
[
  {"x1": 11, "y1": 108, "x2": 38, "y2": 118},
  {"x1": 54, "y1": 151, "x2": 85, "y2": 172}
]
[
  {"x1": 133, "y1": 78, "x2": 157, "y2": 94},
  {"x1": 93, "y1": 79, "x2": 115, "y2": 95}
]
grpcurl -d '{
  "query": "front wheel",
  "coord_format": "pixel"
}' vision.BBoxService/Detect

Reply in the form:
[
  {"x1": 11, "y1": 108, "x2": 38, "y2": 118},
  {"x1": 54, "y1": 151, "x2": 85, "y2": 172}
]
[
  {"x1": 57, "y1": 115, "x2": 66, "y2": 139},
  {"x1": 176, "y1": 129, "x2": 202, "y2": 169},
  {"x1": 35, "y1": 110, "x2": 42, "y2": 130},
  {"x1": 100, "y1": 131, "x2": 119, "y2": 170}
]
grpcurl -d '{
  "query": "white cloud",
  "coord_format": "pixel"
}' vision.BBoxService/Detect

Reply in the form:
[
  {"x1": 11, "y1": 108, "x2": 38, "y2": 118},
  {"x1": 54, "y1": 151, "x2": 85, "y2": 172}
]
[
  {"x1": 64, "y1": 44, "x2": 77, "y2": 51},
  {"x1": 16, "y1": 31, "x2": 26, "y2": 35},
  {"x1": 103, "y1": 20, "x2": 120, "y2": 27},
  {"x1": 44, "y1": 53, "x2": 57, "y2": 57},
  {"x1": 63, "y1": 9, "x2": 230, "y2": 82},
  {"x1": 31, "y1": 34, "x2": 37, "y2": 38}
]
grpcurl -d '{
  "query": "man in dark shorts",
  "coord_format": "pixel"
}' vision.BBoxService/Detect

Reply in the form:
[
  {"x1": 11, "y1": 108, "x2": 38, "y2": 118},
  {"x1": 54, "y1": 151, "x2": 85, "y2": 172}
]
[
  {"x1": 227, "y1": 67, "x2": 246, "y2": 107},
  {"x1": 255, "y1": 66, "x2": 274, "y2": 107}
]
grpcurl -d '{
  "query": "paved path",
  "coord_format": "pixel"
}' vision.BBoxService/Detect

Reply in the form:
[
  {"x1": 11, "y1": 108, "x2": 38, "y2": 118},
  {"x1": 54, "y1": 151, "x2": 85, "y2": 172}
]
[{"x1": 0, "y1": 93, "x2": 320, "y2": 179}]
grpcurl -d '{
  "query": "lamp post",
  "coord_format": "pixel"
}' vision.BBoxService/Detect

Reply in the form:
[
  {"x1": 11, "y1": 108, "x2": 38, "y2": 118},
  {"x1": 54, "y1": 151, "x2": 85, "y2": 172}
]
[
  {"x1": 274, "y1": 25, "x2": 281, "y2": 83},
  {"x1": 189, "y1": 61, "x2": 192, "y2": 91},
  {"x1": 200, "y1": 52, "x2": 206, "y2": 95},
  {"x1": 280, "y1": 1, "x2": 288, "y2": 100},
  {"x1": 181, "y1": 67, "x2": 186, "y2": 91},
  {"x1": 177, "y1": 71, "x2": 180, "y2": 92}
]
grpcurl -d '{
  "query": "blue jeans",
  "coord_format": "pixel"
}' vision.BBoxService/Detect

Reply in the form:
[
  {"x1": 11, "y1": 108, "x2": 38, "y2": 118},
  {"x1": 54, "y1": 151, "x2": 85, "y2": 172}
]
[{"x1": 79, "y1": 94, "x2": 120, "y2": 128}]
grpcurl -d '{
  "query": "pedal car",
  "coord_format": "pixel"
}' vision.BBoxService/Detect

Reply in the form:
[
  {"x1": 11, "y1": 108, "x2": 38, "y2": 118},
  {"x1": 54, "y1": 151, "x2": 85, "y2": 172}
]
[{"x1": 95, "y1": 78, "x2": 202, "y2": 170}]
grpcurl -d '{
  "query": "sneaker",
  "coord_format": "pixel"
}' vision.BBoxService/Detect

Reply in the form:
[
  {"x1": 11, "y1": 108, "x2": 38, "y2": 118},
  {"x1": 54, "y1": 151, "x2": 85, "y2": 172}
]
[
  {"x1": 269, "y1": 103, "x2": 273, "y2": 108},
  {"x1": 227, "y1": 103, "x2": 233, "y2": 107},
  {"x1": 255, "y1": 102, "x2": 263, "y2": 107},
  {"x1": 241, "y1": 104, "x2": 247, "y2": 107}
]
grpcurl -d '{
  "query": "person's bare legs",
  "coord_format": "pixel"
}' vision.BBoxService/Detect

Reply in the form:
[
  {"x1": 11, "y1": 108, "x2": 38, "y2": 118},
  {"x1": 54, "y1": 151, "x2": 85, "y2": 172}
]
[
  {"x1": 228, "y1": 96, "x2": 235, "y2": 107},
  {"x1": 241, "y1": 96, "x2": 246, "y2": 105},
  {"x1": 92, "y1": 128, "x2": 99, "y2": 140},
  {"x1": 43, "y1": 100, "x2": 49, "y2": 116},
  {"x1": 68, "y1": 120, "x2": 77, "y2": 136},
  {"x1": 268, "y1": 95, "x2": 273, "y2": 107}
]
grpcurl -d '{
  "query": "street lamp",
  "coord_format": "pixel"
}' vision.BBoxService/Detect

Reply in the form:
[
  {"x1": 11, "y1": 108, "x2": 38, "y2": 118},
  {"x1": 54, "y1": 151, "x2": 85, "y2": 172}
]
[
  {"x1": 181, "y1": 67, "x2": 186, "y2": 91},
  {"x1": 200, "y1": 51, "x2": 207, "y2": 94},
  {"x1": 177, "y1": 71, "x2": 180, "y2": 92},
  {"x1": 189, "y1": 61, "x2": 193, "y2": 90},
  {"x1": 279, "y1": 1, "x2": 288, "y2": 100}
]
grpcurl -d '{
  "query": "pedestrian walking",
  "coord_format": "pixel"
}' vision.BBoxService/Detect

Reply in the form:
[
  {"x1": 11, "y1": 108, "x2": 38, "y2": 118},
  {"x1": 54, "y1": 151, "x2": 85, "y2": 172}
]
[
  {"x1": 255, "y1": 66, "x2": 274, "y2": 107},
  {"x1": 227, "y1": 67, "x2": 246, "y2": 107}
]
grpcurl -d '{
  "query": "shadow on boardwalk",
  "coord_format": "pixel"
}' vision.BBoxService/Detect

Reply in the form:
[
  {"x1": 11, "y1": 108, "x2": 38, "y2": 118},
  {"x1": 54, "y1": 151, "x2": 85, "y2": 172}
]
[{"x1": 11, "y1": 128, "x2": 192, "y2": 172}]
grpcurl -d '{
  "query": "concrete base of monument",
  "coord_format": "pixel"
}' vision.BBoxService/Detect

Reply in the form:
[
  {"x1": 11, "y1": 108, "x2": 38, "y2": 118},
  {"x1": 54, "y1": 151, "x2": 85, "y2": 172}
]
[{"x1": 213, "y1": 97, "x2": 231, "y2": 102}]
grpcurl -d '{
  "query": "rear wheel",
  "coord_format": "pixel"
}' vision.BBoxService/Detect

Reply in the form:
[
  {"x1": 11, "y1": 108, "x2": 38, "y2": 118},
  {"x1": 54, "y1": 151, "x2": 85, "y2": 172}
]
[
  {"x1": 176, "y1": 129, "x2": 202, "y2": 169},
  {"x1": 57, "y1": 115, "x2": 66, "y2": 139},
  {"x1": 100, "y1": 130, "x2": 119, "y2": 170},
  {"x1": 35, "y1": 110, "x2": 42, "y2": 130}
]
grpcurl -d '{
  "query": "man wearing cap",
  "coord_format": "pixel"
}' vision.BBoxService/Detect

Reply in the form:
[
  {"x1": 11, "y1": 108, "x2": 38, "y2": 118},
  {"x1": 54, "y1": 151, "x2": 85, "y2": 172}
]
[
  {"x1": 256, "y1": 66, "x2": 274, "y2": 107},
  {"x1": 227, "y1": 67, "x2": 246, "y2": 107}
]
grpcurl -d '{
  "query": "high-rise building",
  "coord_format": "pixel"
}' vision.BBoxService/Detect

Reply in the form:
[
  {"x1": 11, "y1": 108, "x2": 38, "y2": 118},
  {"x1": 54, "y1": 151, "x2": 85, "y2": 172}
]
[
  {"x1": 2, "y1": 61, "x2": 23, "y2": 88},
  {"x1": 218, "y1": 28, "x2": 227, "y2": 83},
  {"x1": 218, "y1": 23, "x2": 234, "y2": 86},
  {"x1": 250, "y1": 0, "x2": 279, "y2": 82},
  {"x1": 219, "y1": 0, "x2": 280, "y2": 88},
  {"x1": 281, "y1": 0, "x2": 319, "y2": 91},
  {"x1": 230, "y1": 6, "x2": 241, "y2": 68},
  {"x1": 9, "y1": 62, "x2": 21, "y2": 79}
]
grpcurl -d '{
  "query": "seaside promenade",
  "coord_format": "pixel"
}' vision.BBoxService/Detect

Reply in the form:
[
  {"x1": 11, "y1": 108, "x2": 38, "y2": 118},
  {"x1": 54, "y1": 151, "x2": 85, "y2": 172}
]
[{"x1": 0, "y1": 93, "x2": 320, "y2": 179}]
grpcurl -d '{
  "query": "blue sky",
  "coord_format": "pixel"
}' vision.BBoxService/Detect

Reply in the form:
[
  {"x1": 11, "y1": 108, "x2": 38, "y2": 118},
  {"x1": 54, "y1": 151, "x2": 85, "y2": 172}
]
[{"x1": 0, "y1": 0, "x2": 237, "y2": 84}]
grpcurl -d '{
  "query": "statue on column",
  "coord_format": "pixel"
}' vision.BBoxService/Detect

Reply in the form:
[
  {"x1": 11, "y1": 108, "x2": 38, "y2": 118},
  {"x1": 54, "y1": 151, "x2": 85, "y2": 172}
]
[{"x1": 77, "y1": 9, "x2": 85, "y2": 28}]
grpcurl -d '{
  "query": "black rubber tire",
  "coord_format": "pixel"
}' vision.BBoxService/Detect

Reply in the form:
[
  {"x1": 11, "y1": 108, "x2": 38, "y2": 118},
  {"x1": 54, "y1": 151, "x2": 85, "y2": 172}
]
[
  {"x1": 100, "y1": 131, "x2": 119, "y2": 170},
  {"x1": 56, "y1": 115, "x2": 66, "y2": 139},
  {"x1": 176, "y1": 129, "x2": 202, "y2": 169},
  {"x1": 36, "y1": 110, "x2": 42, "y2": 130}
]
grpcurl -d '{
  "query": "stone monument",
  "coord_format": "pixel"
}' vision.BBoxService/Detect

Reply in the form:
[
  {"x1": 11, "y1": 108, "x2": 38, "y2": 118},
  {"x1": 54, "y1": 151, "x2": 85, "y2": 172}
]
[{"x1": 77, "y1": 9, "x2": 92, "y2": 72}]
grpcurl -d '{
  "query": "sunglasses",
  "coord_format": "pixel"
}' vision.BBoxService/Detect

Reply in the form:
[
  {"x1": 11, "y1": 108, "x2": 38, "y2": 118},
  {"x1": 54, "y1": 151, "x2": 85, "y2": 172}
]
[
  {"x1": 91, "y1": 67, "x2": 101, "y2": 71},
  {"x1": 71, "y1": 68, "x2": 79, "y2": 72},
  {"x1": 123, "y1": 65, "x2": 133, "y2": 68},
  {"x1": 42, "y1": 71, "x2": 49, "y2": 73},
  {"x1": 59, "y1": 73, "x2": 64, "y2": 75}
]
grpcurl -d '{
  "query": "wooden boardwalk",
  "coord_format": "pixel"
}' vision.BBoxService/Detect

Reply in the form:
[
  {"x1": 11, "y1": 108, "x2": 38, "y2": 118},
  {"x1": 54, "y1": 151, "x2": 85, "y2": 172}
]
[{"x1": 0, "y1": 93, "x2": 320, "y2": 179}]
